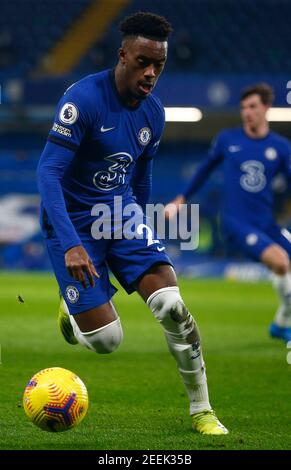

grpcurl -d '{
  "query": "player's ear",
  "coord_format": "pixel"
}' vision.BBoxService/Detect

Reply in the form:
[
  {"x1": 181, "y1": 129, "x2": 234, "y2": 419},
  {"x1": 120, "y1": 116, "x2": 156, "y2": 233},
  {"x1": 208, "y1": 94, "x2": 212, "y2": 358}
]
[
  {"x1": 264, "y1": 104, "x2": 271, "y2": 114},
  {"x1": 118, "y1": 47, "x2": 126, "y2": 64}
]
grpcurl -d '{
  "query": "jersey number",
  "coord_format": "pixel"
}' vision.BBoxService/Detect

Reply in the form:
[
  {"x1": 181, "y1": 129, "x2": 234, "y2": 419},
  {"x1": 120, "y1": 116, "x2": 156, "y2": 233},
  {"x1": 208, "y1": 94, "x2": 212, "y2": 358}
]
[
  {"x1": 93, "y1": 152, "x2": 133, "y2": 191},
  {"x1": 137, "y1": 223, "x2": 160, "y2": 246}
]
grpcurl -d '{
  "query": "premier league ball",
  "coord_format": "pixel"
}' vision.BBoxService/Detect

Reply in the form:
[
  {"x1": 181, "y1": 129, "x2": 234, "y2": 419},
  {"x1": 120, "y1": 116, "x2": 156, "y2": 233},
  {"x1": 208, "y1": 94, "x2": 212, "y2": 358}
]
[{"x1": 23, "y1": 367, "x2": 88, "y2": 432}]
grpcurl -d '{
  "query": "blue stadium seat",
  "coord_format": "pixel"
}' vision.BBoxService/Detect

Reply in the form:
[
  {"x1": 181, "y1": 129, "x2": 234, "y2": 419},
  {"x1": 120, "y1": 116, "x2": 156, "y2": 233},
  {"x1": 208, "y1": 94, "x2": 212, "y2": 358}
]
[
  {"x1": 0, "y1": 0, "x2": 93, "y2": 77},
  {"x1": 2, "y1": 0, "x2": 290, "y2": 77},
  {"x1": 77, "y1": 0, "x2": 291, "y2": 74}
]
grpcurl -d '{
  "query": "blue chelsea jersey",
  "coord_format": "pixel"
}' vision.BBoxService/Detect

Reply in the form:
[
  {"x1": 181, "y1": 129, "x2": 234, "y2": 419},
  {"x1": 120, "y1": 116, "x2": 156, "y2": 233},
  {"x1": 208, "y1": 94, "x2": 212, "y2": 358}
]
[
  {"x1": 185, "y1": 128, "x2": 291, "y2": 229},
  {"x1": 47, "y1": 69, "x2": 165, "y2": 210}
]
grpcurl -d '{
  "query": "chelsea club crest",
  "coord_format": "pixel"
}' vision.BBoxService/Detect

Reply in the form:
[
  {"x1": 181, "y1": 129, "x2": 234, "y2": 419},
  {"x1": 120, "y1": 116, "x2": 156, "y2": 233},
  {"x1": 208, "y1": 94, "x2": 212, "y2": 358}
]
[
  {"x1": 138, "y1": 127, "x2": 152, "y2": 145},
  {"x1": 65, "y1": 285, "x2": 80, "y2": 304}
]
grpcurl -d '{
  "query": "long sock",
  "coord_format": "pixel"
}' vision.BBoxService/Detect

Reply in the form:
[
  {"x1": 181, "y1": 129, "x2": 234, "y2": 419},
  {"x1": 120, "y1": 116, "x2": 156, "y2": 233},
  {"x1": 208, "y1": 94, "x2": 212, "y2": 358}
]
[
  {"x1": 272, "y1": 273, "x2": 291, "y2": 327},
  {"x1": 147, "y1": 287, "x2": 211, "y2": 415},
  {"x1": 69, "y1": 314, "x2": 95, "y2": 350},
  {"x1": 62, "y1": 299, "x2": 94, "y2": 349}
]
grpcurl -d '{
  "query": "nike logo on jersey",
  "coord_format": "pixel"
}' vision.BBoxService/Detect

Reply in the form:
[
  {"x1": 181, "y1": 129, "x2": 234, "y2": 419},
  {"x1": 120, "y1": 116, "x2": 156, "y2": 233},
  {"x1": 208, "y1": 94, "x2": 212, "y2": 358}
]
[
  {"x1": 101, "y1": 125, "x2": 115, "y2": 132},
  {"x1": 157, "y1": 246, "x2": 165, "y2": 252},
  {"x1": 228, "y1": 145, "x2": 241, "y2": 153}
]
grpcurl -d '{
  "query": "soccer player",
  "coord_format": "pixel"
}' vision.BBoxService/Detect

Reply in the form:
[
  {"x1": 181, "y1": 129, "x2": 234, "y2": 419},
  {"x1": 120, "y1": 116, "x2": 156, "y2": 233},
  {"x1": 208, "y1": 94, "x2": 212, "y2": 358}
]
[
  {"x1": 37, "y1": 12, "x2": 227, "y2": 435},
  {"x1": 165, "y1": 83, "x2": 291, "y2": 342}
]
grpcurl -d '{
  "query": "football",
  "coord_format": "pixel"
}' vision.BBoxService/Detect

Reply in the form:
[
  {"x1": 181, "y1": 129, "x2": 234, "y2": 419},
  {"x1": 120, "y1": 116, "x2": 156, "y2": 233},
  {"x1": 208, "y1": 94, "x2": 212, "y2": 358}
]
[{"x1": 23, "y1": 367, "x2": 88, "y2": 432}]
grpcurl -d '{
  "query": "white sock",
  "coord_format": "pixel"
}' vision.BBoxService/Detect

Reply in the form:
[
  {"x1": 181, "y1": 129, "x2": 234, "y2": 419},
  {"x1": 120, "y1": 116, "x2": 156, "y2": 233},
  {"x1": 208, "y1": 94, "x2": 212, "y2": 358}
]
[
  {"x1": 272, "y1": 273, "x2": 291, "y2": 327},
  {"x1": 147, "y1": 287, "x2": 211, "y2": 415},
  {"x1": 69, "y1": 314, "x2": 95, "y2": 350},
  {"x1": 62, "y1": 298, "x2": 94, "y2": 348},
  {"x1": 179, "y1": 364, "x2": 211, "y2": 415}
]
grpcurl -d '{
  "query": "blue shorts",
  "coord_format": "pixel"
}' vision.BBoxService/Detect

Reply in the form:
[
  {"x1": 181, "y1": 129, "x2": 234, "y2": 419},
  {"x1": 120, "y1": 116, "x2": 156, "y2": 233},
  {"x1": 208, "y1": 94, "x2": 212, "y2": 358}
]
[
  {"x1": 223, "y1": 218, "x2": 291, "y2": 261},
  {"x1": 47, "y1": 219, "x2": 172, "y2": 315}
]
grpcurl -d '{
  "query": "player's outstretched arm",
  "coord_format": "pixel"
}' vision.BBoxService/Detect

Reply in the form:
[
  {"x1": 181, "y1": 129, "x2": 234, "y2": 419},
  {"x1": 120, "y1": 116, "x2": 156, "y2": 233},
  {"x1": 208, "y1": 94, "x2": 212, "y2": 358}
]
[
  {"x1": 164, "y1": 195, "x2": 186, "y2": 220},
  {"x1": 165, "y1": 132, "x2": 225, "y2": 220}
]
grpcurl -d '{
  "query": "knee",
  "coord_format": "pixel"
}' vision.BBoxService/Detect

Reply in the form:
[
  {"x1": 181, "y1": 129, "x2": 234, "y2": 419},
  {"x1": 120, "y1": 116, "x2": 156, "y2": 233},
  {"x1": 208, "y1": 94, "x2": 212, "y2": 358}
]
[
  {"x1": 262, "y1": 245, "x2": 290, "y2": 275},
  {"x1": 81, "y1": 317, "x2": 123, "y2": 354},
  {"x1": 147, "y1": 286, "x2": 200, "y2": 345},
  {"x1": 272, "y1": 249, "x2": 290, "y2": 276},
  {"x1": 271, "y1": 253, "x2": 289, "y2": 275},
  {"x1": 275, "y1": 257, "x2": 290, "y2": 275}
]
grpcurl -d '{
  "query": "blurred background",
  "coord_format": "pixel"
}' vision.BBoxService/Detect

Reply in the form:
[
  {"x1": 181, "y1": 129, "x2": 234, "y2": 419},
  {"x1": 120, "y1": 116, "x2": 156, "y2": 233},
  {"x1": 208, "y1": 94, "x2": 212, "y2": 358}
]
[{"x1": 1, "y1": 0, "x2": 291, "y2": 278}]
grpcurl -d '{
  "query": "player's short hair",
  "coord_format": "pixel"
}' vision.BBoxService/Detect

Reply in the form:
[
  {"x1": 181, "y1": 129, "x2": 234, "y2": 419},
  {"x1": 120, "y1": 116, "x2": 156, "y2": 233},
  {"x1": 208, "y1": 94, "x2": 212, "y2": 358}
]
[
  {"x1": 240, "y1": 83, "x2": 274, "y2": 106},
  {"x1": 119, "y1": 11, "x2": 173, "y2": 41}
]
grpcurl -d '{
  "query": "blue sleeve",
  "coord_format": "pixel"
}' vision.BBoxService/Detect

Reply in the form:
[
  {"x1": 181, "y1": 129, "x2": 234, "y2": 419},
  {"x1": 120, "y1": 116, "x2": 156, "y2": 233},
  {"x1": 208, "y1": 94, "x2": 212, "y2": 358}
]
[
  {"x1": 47, "y1": 80, "x2": 96, "y2": 152},
  {"x1": 183, "y1": 132, "x2": 225, "y2": 199},
  {"x1": 131, "y1": 157, "x2": 153, "y2": 210},
  {"x1": 37, "y1": 141, "x2": 82, "y2": 252},
  {"x1": 37, "y1": 81, "x2": 97, "y2": 252}
]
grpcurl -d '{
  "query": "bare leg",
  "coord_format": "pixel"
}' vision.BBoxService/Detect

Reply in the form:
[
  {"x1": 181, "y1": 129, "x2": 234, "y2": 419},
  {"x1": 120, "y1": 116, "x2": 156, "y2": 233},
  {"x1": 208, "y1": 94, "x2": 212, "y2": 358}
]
[
  {"x1": 261, "y1": 244, "x2": 291, "y2": 334},
  {"x1": 136, "y1": 263, "x2": 177, "y2": 301},
  {"x1": 74, "y1": 301, "x2": 117, "y2": 332},
  {"x1": 261, "y1": 244, "x2": 289, "y2": 275}
]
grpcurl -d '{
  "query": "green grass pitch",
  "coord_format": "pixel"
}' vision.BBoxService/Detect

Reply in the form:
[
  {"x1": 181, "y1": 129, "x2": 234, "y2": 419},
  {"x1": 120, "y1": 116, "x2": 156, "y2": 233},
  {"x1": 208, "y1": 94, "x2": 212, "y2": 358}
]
[{"x1": 0, "y1": 272, "x2": 291, "y2": 450}]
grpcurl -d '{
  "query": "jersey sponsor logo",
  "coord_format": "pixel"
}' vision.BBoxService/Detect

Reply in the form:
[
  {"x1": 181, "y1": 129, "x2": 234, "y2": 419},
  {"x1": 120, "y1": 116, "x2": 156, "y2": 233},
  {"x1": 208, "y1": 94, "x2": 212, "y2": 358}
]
[
  {"x1": 265, "y1": 147, "x2": 277, "y2": 160},
  {"x1": 100, "y1": 125, "x2": 115, "y2": 133},
  {"x1": 246, "y1": 233, "x2": 258, "y2": 246},
  {"x1": 228, "y1": 145, "x2": 241, "y2": 153},
  {"x1": 138, "y1": 127, "x2": 152, "y2": 145},
  {"x1": 240, "y1": 160, "x2": 266, "y2": 192},
  {"x1": 157, "y1": 246, "x2": 165, "y2": 252},
  {"x1": 65, "y1": 285, "x2": 80, "y2": 304},
  {"x1": 52, "y1": 122, "x2": 72, "y2": 138},
  {"x1": 93, "y1": 152, "x2": 133, "y2": 191},
  {"x1": 59, "y1": 102, "x2": 79, "y2": 125}
]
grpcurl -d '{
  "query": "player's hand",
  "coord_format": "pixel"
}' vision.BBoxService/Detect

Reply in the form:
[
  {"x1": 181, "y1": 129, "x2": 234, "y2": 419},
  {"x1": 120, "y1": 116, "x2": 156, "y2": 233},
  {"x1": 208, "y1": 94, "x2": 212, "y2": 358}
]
[
  {"x1": 164, "y1": 195, "x2": 186, "y2": 220},
  {"x1": 65, "y1": 245, "x2": 99, "y2": 289}
]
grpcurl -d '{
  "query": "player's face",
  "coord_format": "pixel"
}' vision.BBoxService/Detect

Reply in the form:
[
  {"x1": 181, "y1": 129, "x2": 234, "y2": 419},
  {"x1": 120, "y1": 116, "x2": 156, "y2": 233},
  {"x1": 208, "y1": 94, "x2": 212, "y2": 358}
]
[
  {"x1": 240, "y1": 94, "x2": 269, "y2": 129},
  {"x1": 119, "y1": 36, "x2": 167, "y2": 101}
]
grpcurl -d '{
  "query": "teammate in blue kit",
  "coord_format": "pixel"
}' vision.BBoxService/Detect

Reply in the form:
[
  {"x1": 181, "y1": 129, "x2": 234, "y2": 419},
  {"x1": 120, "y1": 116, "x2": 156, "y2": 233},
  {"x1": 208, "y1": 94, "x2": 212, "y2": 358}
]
[
  {"x1": 166, "y1": 83, "x2": 291, "y2": 343},
  {"x1": 37, "y1": 12, "x2": 227, "y2": 435}
]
